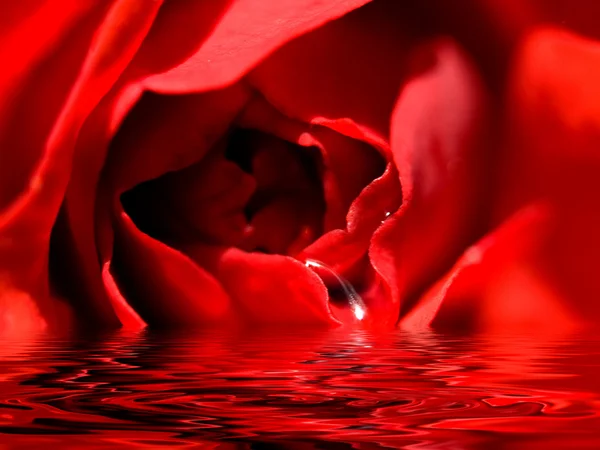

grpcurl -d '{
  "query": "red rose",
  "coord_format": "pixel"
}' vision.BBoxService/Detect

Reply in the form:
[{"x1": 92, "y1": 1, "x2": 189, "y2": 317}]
[{"x1": 0, "y1": 0, "x2": 597, "y2": 336}]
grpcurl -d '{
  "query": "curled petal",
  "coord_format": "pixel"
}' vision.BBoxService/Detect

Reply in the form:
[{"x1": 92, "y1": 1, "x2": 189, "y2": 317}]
[
  {"x1": 371, "y1": 39, "x2": 489, "y2": 327},
  {"x1": 109, "y1": 205, "x2": 233, "y2": 327},
  {"x1": 132, "y1": 0, "x2": 372, "y2": 93},
  {"x1": 185, "y1": 245, "x2": 339, "y2": 327}
]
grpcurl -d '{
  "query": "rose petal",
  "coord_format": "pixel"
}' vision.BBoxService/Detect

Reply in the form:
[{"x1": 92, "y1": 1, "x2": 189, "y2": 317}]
[
  {"x1": 185, "y1": 245, "x2": 338, "y2": 327},
  {"x1": 370, "y1": 39, "x2": 488, "y2": 327},
  {"x1": 129, "y1": 0, "x2": 371, "y2": 93},
  {"x1": 230, "y1": 130, "x2": 325, "y2": 252},
  {"x1": 0, "y1": 0, "x2": 162, "y2": 329},
  {"x1": 108, "y1": 204, "x2": 233, "y2": 327},
  {"x1": 105, "y1": 85, "x2": 251, "y2": 193},
  {"x1": 2, "y1": 0, "x2": 162, "y2": 234},
  {"x1": 236, "y1": 93, "x2": 402, "y2": 326},
  {"x1": 69, "y1": 0, "x2": 372, "y2": 329},
  {"x1": 57, "y1": 84, "x2": 249, "y2": 329},
  {"x1": 56, "y1": 85, "x2": 145, "y2": 329},
  {"x1": 495, "y1": 28, "x2": 600, "y2": 322},
  {"x1": 237, "y1": 96, "x2": 392, "y2": 258},
  {"x1": 301, "y1": 164, "x2": 402, "y2": 275},
  {"x1": 248, "y1": 0, "x2": 412, "y2": 138},
  {"x1": 400, "y1": 204, "x2": 579, "y2": 334},
  {"x1": 91, "y1": 0, "x2": 386, "y2": 327},
  {"x1": 126, "y1": 149, "x2": 257, "y2": 247},
  {"x1": 101, "y1": 260, "x2": 145, "y2": 331},
  {"x1": 0, "y1": 1, "x2": 106, "y2": 319},
  {"x1": 0, "y1": 1, "x2": 106, "y2": 211},
  {"x1": 89, "y1": 87, "x2": 253, "y2": 328}
]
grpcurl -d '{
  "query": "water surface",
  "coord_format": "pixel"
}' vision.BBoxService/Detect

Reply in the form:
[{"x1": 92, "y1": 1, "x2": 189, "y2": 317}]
[{"x1": 1, "y1": 329, "x2": 599, "y2": 448}]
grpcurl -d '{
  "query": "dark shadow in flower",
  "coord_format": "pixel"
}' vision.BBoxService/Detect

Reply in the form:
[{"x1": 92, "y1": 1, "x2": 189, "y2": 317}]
[{"x1": 120, "y1": 126, "x2": 327, "y2": 256}]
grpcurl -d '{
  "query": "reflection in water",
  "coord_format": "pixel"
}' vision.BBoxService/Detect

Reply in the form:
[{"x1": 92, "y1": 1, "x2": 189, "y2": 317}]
[{"x1": 0, "y1": 329, "x2": 599, "y2": 448}]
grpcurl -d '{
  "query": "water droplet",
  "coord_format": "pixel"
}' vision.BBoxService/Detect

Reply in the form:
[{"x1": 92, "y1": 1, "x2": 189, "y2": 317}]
[
  {"x1": 353, "y1": 304, "x2": 365, "y2": 321},
  {"x1": 381, "y1": 211, "x2": 393, "y2": 225},
  {"x1": 304, "y1": 259, "x2": 367, "y2": 322}
]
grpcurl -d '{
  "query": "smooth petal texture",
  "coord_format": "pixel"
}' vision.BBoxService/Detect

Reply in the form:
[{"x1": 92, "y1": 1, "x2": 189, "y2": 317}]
[
  {"x1": 400, "y1": 205, "x2": 578, "y2": 334},
  {"x1": 218, "y1": 251, "x2": 338, "y2": 326},
  {"x1": 130, "y1": 0, "x2": 372, "y2": 93},
  {"x1": 185, "y1": 246, "x2": 339, "y2": 326},
  {"x1": 0, "y1": 0, "x2": 106, "y2": 211},
  {"x1": 0, "y1": 0, "x2": 162, "y2": 329},
  {"x1": 371, "y1": 39, "x2": 488, "y2": 327},
  {"x1": 494, "y1": 28, "x2": 600, "y2": 323},
  {"x1": 248, "y1": 0, "x2": 413, "y2": 139},
  {"x1": 110, "y1": 206, "x2": 233, "y2": 327},
  {"x1": 0, "y1": 1, "x2": 109, "y2": 328},
  {"x1": 1, "y1": 0, "x2": 162, "y2": 236}
]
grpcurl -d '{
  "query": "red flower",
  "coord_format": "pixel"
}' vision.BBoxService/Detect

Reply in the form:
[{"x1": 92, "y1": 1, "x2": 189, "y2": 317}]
[{"x1": 0, "y1": 0, "x2": 597, "y2": 336}]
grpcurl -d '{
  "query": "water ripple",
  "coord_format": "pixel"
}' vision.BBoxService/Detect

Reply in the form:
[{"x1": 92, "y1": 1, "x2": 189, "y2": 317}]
[{"x1": 0, "y1": 330, "x2": 599, "y2": 448}]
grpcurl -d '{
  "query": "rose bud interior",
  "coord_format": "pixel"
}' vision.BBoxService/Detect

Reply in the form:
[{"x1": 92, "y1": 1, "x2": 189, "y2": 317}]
[{"x1": 114, "y1": 90, "x2": 390, "y2": 327}]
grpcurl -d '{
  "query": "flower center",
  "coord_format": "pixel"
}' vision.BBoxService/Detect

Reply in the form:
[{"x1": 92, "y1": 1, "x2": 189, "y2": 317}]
[
  {"x1": 112, "y1": 90, "x2": 391, "y2": 326},
  {"x1": 121, "y1": 128, "x2": 326, "y2": 256},
  {"x1": 224, "y1": 129, "x2": 326, "y2": 255}
]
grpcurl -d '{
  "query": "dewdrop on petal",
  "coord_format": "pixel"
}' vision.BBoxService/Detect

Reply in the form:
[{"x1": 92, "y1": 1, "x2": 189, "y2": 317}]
[{"x1": 304, "y1": 259, "x2": 367, "y2": 322}]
